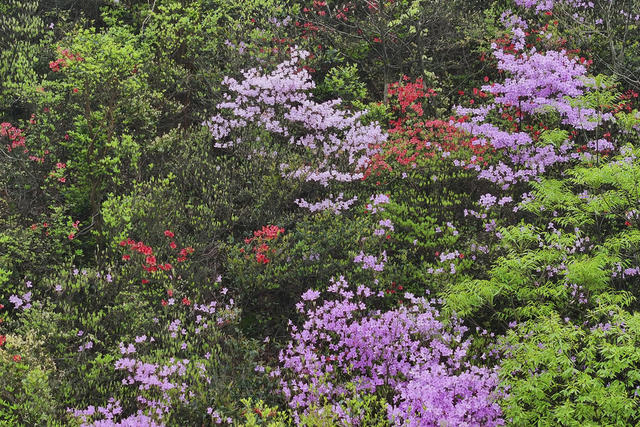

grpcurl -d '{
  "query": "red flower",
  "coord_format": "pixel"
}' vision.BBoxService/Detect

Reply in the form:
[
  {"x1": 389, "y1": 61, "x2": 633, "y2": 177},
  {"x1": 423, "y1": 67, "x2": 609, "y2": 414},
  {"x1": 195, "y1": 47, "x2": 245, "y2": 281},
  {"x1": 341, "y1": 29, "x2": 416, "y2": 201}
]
[
  {"x1": 122, "y1": 255, "x2": 131, "y2": 261},
  {"x1": 68, "y1": 233, "x2": 75, "y2": 240},
  {"x1": 0, "y1": 335, "x2": 5, "y2": 346},
  {"x1": 73, "y1": 88, "x2": 78, "y2": 93},
  {"x1": 459, "y1": 253, "x2": 464, "y2": 259},
  {"x1": 625, "y1": 221, "x2": 632, "y2": 227},
  {"x1": 142, "y1": 279, "x2": 149, "y2": 284},
  {"x1": 161, "y1": 299, "x2": 168, "y2": 307},
  {"x1": 159, "y1": 263, "x2": 172, "y2": 271},
  {"x1": 167, "y1": 289, "x2": 173, "y2": 297},
  {"x1": 182, "y1": 297, "x2": 190, "y2": 306},
  {"x1": 119, "y1": 240, "x2": 127, "y2": 247},
  {"x1": 13, "y1": 355, "x2": 21, "y2": 362},
  {"x1": 164, "y1": 230, "x2": 174, "y2": 238},
  {"x1": 169, "y1": 241, "x2": 177, "y2": 249}
]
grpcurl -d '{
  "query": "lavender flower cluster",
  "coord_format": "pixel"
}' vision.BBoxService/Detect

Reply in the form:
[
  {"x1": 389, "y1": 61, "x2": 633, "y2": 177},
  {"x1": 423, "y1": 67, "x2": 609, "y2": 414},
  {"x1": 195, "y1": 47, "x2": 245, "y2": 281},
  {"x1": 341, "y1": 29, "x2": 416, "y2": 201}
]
[
  {"x1": 203, "y1": 49, "x2": 387, "y2": 213},
  {"x1": 454, "y1": 13, "x2": 615, "y2": 189},
  {"x1": 277, "y1": 277, "x2": 504, "y2": 425}
]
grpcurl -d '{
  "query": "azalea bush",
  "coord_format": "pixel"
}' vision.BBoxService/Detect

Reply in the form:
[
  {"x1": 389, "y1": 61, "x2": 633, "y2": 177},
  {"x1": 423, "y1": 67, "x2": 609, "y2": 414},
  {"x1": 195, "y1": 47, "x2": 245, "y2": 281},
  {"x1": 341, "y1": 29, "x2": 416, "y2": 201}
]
[{"x1": 277, "y1": 277, "x2": 504, "y2": 425}]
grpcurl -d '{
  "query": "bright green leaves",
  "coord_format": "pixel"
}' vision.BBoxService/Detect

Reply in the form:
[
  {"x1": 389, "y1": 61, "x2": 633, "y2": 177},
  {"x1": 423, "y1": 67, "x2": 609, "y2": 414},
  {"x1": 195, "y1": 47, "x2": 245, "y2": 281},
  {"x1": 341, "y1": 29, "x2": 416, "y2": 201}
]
[
  {"x1": 28, "y1": 26, "x2": 158, "y2": 229},
  {"x1": 447, "y1": 146, "x2": 640, "y2": 323},
  {"x1": 539, "y1": 128, "x2": 570, "y2": 149},
  {"x1": 499, "y1": 306, "x2": 640, "y2": 425},
  {"x1": 0, "y1": 0, "x2": 45, "y2": 115}
]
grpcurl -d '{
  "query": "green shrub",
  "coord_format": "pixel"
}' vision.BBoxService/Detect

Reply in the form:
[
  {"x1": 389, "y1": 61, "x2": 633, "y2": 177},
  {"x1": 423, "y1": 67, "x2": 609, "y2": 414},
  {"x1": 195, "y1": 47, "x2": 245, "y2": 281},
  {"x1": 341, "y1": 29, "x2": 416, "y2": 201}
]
[{"x1": 499, "y1": 300, "x2": 640, "y2": 425}]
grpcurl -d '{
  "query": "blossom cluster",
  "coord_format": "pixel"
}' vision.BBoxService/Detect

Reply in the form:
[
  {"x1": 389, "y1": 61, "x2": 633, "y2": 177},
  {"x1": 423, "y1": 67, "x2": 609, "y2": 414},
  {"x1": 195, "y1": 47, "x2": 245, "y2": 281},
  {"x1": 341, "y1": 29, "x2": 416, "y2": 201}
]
[
  {"x1": 49, "y1": 46, "x2": 84, "y2": 72},
  {"x1": 451, "y1": 13, "x2": 618, "y2": 188},
  {"x1": 278, "y1": 277, "x2": 503, "y2": 425},
  {"x1": 69, "y1": 287, "x2": 237, "y2": 425},
  {"x1": 242, "y1": 225, "x2": 285, "y2": 264},
  {"x1": 119, "y1": 231, "x2": 193, "y2": 283},
  {"x1": 203, "y1": 49, "x2": 387, "y2": 212},
  {"x1": 366, "y1": 79, "x2": 497, "y2": 180},
  {"x1": 0, "y1": 122, "x2": 26, "y2": 152}
]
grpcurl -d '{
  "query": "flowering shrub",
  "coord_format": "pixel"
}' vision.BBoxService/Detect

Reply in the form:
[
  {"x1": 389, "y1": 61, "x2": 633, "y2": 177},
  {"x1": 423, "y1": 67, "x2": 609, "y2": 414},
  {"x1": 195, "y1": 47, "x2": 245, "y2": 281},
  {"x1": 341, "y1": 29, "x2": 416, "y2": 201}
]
[
  {"x1": 243, "y1": 225, "x2": 286, "y2": 264},
  {"x1": 452, "y1": 12, "x2": 630, "y2": 190},
  {"x1": 0, "y1": 332, "x2": 57, "y2": 425},
  {"x1": 3, "y1": 0, "x2": 640, "y2": 424},
  {"x1": 68, "y1": 286, "x2": 250, "y2": 425},
  {"x1": 203, "y1": 49, "x2": 387, "y2": 213},
  {"x1": 278, "y1": 277, "x2": 504, "y2": 425},
  {"x1": 361, "y1": 78, "x2": 495, "y2": 297}
]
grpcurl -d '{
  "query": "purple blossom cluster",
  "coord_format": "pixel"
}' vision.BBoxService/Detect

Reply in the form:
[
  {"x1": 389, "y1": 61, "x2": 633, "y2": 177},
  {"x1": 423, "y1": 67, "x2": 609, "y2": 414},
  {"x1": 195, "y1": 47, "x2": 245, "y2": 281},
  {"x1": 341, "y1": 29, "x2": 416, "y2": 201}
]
[
  {"x1": 514, "y1": 0, "x2": 595, "y2": 13},
  {"x1": 203, "y1": 49, "x2": 387, "y2": 213},
  {"x1": 353, "y1": 250, "x2": 388, "y2": 272},
  {"x1": 68, "y1": 398, "x2": 163, "y2": 427},
  {"x1": 452, "y1": 14, "x2": 619, "y2": 188},
  {"x1": 278, "y1": 277, "x2": 503, "y2": 425},
  {"x1": 295, "y1": 193, "x2": 358, "y2": 214},
  {"x1": 514, "y1": 0, "x2": 555, "y2": 12},
  {"x1": 68, "y1": 289, "x2": 237, "y2": 425},
  {"x1": 8, "y1": 291, "x2": 31, "y2": 310},
  {"x1": 365, "y1": 193, "x2": 391, "y2": 213}
]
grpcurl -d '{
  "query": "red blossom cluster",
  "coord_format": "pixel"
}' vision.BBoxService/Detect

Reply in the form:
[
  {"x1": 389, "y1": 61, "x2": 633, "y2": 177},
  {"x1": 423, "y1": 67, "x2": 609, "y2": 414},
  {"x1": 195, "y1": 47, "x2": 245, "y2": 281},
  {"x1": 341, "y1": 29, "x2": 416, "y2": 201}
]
[
  {"x1": 1, "y1": 122, "x2": 53, "y2": 163},
  {"x1": 0, "y1": 122, "x2": 26, "y2": 152},
  {"x1": 365, "y1": 120, "x2": 495, "y2": 179},
  {"x1": 242, "y1": 225, "x2": 285, "y2": 264},
  {"x1": 387, "y1": 77, "x2": 436, "y2": 118},
  {"x1": 0, "y1": 316, "x2": 18, "y2": 360},
  {"x1": 120, "y1": 231, "x2": 193, "y2": 283},
  {"x1": 49, "y1": 47, "x2": 84, "y2": 72},
  {"x1": 385, "y1": 281, "x2": 403, "y2": 295},
  {"x1": 362, "y1": 77, "x2": 500, "y2": 180},
  {"x1": 609, "y1": 89, "x2": 639, "y2": 114}
]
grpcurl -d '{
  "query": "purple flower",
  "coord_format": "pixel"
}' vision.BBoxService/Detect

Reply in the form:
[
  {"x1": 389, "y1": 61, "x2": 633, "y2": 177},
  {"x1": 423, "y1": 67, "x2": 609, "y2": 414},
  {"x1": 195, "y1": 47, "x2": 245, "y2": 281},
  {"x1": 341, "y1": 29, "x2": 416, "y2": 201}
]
[{"x1": 301, "y1": 289, "x2": 321, "y2": 301}]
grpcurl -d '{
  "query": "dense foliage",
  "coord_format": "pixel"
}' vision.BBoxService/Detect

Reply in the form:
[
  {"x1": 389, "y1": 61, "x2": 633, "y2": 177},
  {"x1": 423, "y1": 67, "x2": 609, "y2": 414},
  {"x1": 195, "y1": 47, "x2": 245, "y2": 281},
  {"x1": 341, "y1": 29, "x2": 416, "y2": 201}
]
[{"x1": 1, "y1": 0, "x2": 639, "y2": 425}]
